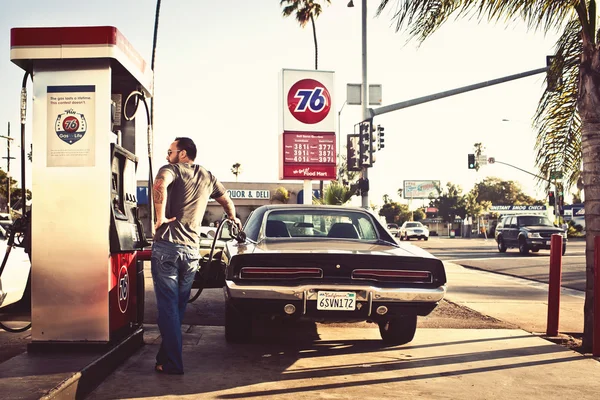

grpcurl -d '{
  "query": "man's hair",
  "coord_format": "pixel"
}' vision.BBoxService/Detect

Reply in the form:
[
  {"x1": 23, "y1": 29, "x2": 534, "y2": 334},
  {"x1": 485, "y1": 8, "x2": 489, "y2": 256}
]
[{"x1": 175, "y1": 137, "x2": 197, "y2": 160}]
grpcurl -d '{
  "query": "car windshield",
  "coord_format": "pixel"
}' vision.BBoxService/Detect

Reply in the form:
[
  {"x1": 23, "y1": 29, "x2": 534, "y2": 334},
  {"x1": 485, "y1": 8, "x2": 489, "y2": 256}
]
[
  {"x1": 518, "y1": 216, "x2": 554, "y2": 227},
  {"x1": 405, "y1": 222, "x2": 423, "y2": 228},
  {"x1": 265, "y1": 209, "x2": 378, "y2": 240}
]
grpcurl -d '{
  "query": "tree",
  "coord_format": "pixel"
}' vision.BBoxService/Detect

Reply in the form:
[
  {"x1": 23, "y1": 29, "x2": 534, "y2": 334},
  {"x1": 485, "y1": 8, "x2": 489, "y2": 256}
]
[
  {"x1": 376, "y1": 0, "x2": 598, "y2": 350},
  {"x1": 0, "y1": 169, "x2": 29, "y2": 213},
  {"x1": 379, "y1": 201, "x2": 409, "y2": 224},
  {"x1": 231, "y1": 163, "x2": 242, "y2": 182},
  {"x1": 412, "y1": 208, "x2": 426, "y2": 222},
  {"x1": 429, "y1": 183, "x2": 467, "y2": 223},
  {"x1": 280, "y1": 0, "x2": 331, "y2": 70},
  {"x1": 271, "y1": 186, "x2": 291, "y2": 204},
  {"x1": 316, "y1": 180, "x2": 356, "y2": 205},
  {"x1": 474, "y1": 177, "x2": 544, "y2": 206}
]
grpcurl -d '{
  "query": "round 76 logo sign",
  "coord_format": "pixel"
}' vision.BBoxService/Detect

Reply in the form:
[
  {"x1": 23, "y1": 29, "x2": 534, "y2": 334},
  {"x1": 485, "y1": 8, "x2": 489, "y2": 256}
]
[{"x1": 287, "y1": 79, "x2": 332, "y2": 124}]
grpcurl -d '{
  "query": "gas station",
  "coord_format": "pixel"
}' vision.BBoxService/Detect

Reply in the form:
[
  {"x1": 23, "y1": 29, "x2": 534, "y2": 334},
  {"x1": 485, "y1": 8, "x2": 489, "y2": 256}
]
[{"x1": 0, "y1": 25, "x2": 153, "y2": 397}]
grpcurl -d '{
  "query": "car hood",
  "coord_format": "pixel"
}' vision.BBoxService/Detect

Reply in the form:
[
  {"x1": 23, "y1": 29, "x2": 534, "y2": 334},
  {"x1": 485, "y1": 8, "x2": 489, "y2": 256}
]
[
  {"x1": 231, "y1": 239, "x2": 438, "y2": 259},
  {"x1": 521, "y1": 225, "x2": 563, "y2": 233}
]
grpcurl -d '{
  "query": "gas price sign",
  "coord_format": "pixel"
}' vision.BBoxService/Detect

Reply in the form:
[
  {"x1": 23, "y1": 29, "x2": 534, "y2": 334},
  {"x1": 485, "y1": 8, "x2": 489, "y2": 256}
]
[{"x1": 284, "y1": 133, "x2": 335, "y2": 164}]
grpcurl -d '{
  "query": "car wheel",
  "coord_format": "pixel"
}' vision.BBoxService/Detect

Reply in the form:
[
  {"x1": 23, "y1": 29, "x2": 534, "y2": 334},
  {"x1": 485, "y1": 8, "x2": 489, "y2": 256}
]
[
  {"x1": 225, "y1": 301, "x2": 252, "y2": 343},
  {"x1": 378, "y1": 315, "x2": 417, "y2": 345},
  {"x1": 497, "y1": 237, "x2": 507, "y2": 253},
  {"x1": 424, "y1": 237, "x2": 429, "y2": 241},
  {"x1": 518, "y1": 238, "x2": 529, "y2": 255}
]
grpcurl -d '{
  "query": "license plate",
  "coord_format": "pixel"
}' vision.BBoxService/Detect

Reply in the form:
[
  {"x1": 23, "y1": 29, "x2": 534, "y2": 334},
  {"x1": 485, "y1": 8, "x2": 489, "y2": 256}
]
[
  {"x1": 546, "y1": 241, "x2": 551, "y2": 245},
  {"x1": 317, "y1": 291, "x2": 356, "y2": 311}
]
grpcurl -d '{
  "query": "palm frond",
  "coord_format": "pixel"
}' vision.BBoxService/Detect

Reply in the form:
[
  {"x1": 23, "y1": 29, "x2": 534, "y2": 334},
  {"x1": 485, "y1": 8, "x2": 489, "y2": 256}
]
[
  {"x1": 377, "y1": 1, "x2": 577, "y2": 44},
  {"x1": 534, "y1": 19, "x2": 582, "y2": 190}
]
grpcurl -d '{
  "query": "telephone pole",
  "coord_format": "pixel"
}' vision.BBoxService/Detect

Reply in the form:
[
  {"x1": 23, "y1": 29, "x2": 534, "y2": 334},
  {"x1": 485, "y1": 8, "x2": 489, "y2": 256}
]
[{"x1": 1, "y1": 122, "x2": 16, "y2": 214}]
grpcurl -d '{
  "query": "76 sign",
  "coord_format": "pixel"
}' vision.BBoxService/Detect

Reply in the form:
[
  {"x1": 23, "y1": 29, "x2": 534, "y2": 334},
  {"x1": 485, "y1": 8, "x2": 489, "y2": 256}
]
[{"x1": 287, "y1": 78, "x2": 331, "y2": 125}]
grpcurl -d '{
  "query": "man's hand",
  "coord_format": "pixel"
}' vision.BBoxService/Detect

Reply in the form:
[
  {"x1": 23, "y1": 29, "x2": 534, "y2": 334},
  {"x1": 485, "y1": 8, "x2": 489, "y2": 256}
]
[
  {"x1": 155, "y1": 216, "x2": 176, "y2": 232},
  {"x1": 228, "y1": 216, "x2": 242, "y2": 231}
]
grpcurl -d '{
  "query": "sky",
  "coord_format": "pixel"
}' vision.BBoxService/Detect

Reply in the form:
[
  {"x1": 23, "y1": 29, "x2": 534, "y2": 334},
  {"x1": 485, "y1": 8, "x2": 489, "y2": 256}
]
[{"x1": 0, "y1": 0, "x2": 564, "y2": 208}]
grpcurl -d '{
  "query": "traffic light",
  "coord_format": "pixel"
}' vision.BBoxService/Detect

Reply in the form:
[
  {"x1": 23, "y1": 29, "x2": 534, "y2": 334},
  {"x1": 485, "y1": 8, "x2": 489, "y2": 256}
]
[
  {"x1": 376, "y1": 125, "x2": 385, "y2": 150},
  {"x1": 468, "y1": 154, "x2": 475, "y2": 169},
  {"x1": 548, "y1": 191, "x2": 555, "y2": 204},
  {"x1": 558, "y1": 192, "x2": 564, "y2": 207},
  {"x1": 358, "y1": 119, "x2": 373, "y2": 167},
  {"x1": 346, "y1": 134, "x2": 361, "y2": 172}
]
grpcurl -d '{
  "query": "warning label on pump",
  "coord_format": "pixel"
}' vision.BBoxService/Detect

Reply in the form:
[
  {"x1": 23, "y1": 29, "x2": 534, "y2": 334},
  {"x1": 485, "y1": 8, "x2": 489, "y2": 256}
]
[{"x1": 47, "y1": 85, "x2": 96, "y2": 167}]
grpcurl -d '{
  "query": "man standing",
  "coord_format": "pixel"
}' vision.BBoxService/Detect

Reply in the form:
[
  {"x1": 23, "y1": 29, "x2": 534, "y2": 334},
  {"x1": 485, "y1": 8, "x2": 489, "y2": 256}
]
[{"x1": 152, "y1": 137, "x2": 241, "y2": 374}]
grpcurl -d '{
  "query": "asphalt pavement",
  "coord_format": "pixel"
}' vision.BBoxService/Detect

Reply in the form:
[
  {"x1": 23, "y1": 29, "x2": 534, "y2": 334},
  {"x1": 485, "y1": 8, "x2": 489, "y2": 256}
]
[{"x1": 0, "y1": 238, "x2": 599, "y2": 399}]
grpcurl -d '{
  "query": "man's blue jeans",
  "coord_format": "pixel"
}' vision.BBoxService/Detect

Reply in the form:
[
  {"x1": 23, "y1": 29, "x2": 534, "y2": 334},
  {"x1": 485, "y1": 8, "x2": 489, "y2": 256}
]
[{"x1": 151, "y1": 240, "x2": 199, "y2": 374}]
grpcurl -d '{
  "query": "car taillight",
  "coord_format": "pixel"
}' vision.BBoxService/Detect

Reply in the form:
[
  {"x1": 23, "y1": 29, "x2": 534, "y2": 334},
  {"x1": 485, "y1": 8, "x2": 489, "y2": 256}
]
[
  {"x1": 352, "y1": 269, "x2": 432, "y2": 283},
  {"x1": 240, "y1": 267, "x2": 323, "y2": 279}
]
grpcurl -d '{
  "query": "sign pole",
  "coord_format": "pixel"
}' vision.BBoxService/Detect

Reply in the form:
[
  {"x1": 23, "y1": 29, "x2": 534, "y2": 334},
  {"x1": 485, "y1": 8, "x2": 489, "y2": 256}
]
[{"x1": 303, "y1": 180, "x2": 312, "y2": 205}]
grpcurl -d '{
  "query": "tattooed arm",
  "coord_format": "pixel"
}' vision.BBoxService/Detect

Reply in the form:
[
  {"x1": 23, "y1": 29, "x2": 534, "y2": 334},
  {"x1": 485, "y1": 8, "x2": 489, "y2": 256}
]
[{"x1": 153, "y1": 168, "x2": 175, "y2": 232}]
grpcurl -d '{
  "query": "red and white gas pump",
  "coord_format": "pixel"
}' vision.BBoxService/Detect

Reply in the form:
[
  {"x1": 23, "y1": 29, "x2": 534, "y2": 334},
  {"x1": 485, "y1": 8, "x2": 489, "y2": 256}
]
[{"x1": 9, "y1": 26, "x2": 152, "y2": 348}]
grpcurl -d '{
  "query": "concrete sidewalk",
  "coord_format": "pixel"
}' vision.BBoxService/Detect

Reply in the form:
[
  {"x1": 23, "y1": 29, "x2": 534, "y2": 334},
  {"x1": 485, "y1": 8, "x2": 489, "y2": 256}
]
[
  {"x1": 443, "y1": 262, "x2": 585, "y2": 335},
  {"x1": 0, "y1": 260, "x2": 598, "y2": 400}
]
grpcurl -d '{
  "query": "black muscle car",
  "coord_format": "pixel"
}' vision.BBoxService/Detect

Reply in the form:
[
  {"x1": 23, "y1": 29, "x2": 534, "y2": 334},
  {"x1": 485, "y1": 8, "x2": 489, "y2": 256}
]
[{"x1": 201, "y1": 205, "x2": 447, "y2": 345}]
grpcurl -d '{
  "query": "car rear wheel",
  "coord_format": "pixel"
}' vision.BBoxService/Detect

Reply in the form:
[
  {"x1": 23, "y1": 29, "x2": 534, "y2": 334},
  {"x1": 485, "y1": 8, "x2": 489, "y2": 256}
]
[
  {"x1": 497, "y1": 237, "x2": 507, "y2": 253},
  {"x1": 518, "y1": 238, "x2": 529, "y2": 255},
  {"x1": 378, "y1": 315, "x2": 417, "y2": 345},
  {"x1": 424, "y1": 237, "x2": 429, "y2": 241},
  {"x1": 225, "y1": 301, "x2": 252, "y2": 343}
]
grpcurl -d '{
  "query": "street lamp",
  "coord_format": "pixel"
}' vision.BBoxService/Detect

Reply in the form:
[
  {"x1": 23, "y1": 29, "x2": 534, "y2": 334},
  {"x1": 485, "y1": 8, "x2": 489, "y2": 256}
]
[{"x1": 346, "y1": 0, "x2": 368, "y2": 207}]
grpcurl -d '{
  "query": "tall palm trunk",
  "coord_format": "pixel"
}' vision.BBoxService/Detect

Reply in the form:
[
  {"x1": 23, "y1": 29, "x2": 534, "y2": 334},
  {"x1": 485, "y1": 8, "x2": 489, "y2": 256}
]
[
  {"x1": 310, "y1": 14, "x2": 324, "y2": 198},
  {"x1": 310, "y1": 14, "x2": 318, "y2": 70},
  {"x1": 578, "y1": 41, "x2": 600, "y2": 352}
]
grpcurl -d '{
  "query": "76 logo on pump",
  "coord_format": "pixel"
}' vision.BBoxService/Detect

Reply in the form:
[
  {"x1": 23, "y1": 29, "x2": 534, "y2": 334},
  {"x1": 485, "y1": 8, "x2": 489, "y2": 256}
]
[{"x1": 54, "y1": 109, "x2": 87, "y2": 145}]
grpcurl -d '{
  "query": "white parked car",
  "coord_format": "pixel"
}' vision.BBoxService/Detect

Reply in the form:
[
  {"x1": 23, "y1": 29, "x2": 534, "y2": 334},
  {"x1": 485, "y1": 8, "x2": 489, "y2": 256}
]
[
  {"x1": 386, "y1": 223, "x2": 400, "y2": 237},
  {"x1": 399, "y1": 221, "x2": 429, "y2": 241}
]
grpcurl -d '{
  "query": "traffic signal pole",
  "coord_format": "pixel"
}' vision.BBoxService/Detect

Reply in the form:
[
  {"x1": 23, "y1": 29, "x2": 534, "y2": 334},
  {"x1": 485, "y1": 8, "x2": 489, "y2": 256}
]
[
  {"x1": 360, "y1": 0, "x2": 369, "y2": 209},
  {"x1": 489, "y1": 159, "x2": 560, "y2": 220}
]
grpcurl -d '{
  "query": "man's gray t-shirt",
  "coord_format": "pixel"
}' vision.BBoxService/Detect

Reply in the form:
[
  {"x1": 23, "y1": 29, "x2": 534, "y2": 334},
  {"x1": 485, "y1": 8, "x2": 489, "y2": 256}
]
[{"x1": 154, "y1": 163, "x2": 226, "y2": 247}]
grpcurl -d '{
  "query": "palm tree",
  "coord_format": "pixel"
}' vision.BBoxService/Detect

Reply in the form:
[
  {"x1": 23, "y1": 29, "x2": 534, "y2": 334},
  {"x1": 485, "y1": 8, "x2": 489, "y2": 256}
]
[
  {"x1": 231, "y1": 163, "x2": 242, "y2": 182},
  {"x1": 376, "y1": 0, "x2": 598, "y2": 351},
  {"x1": 316, "y1": 180, "x2": 356, "y2": 205},
  {"x1": 280, "y1": 0, "x2": 331, "y2": 70}
]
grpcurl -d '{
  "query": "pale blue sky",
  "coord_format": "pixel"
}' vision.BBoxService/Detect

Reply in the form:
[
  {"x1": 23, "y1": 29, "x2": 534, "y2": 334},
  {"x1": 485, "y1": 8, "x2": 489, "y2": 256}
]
[{"x1": 0, "y1": 0, "x2": 562, "y2": 207}]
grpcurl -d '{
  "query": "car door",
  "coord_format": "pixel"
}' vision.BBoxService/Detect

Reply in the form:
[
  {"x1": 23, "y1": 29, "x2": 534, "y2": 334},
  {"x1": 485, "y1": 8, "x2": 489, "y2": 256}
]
[{"x1": 504, "y1": 217, "x2": 517, "y2": 246}]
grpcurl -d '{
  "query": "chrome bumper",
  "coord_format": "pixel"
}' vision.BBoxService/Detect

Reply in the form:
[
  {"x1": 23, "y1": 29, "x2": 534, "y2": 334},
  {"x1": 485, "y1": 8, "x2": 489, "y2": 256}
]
[{"x1": 225, "y1": 281, "x2": 446, "y2": 316}]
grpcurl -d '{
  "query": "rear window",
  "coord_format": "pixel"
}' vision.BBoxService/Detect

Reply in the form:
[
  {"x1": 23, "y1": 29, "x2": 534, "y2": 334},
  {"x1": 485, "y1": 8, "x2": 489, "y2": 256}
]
[{"x1": 266, "y1": 209, "x2": 377, "y2": 240}]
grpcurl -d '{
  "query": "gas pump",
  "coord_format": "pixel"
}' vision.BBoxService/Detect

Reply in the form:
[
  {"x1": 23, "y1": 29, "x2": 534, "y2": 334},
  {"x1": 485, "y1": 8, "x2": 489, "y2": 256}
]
[{"x1": 8, "y1": 26, "x2": 152, "y2": 348}]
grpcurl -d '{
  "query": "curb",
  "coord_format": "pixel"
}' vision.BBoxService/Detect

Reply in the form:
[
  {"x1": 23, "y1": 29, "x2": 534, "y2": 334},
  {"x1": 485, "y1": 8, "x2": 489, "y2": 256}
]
[{"x1": 40, "y1": 327, "x2": 144, "y2": 400}]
